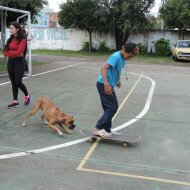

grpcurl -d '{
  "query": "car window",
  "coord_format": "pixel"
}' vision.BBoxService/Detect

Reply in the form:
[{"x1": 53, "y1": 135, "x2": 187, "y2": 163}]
[{"x1": 177, "y1": 41, "x2": 190, "y2": 48}]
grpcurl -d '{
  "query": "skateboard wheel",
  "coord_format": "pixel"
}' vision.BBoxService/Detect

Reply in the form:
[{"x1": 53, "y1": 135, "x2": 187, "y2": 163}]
[
  {"x1": 88, "y1": 139, "x2": 93, "y2": 143},
  {"x1": 123, "y1": 142, "x2": 128, "y2": 148},
  {"x1": 88, "y1": 138, "x2": 96, "y2": 143}
]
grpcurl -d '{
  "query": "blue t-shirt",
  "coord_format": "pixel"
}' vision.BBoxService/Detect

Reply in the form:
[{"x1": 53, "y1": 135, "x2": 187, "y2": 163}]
[{"x1": 97, "y1": 51, "x2": 126, "y2": 87}]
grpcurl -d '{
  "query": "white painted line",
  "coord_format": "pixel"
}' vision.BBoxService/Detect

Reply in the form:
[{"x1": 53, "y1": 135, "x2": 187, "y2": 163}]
[
  {"x1": 112, "y1": 72, "x2": 155, "y2": 131},
  {"x1": 0, "y1": 66, "x2": 155, "y2": 159},
  {"x1": 0, "y1": 152, "x2": 28, "y2": 159},
  {"x1": 31, "y1": 62, "x2": 86, "y2": 77},
  {"x1": 29, "y1": 137, "x2": 90, "y2": 154},
  {"x1": 0, "y1": 81, "x2": 11, "y2": 86},
  {"x1": 0, "y1": 137, "x2": 90, "y2": 160},
  {"x1": 0, "y1": 62, "x2": 86, "y2": 86}
]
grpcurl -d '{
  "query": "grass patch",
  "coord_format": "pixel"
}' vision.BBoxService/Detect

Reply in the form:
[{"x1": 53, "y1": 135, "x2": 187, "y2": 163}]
[
  {"x1": 32, "y1": 49, "x2": 176, "y2": 64},
  {"x1": 134, "y1": 54, "x2": 190, "y2": 65},
  {"x1": 1, "y1": 49, "x2": 190, "y2": 69},
  {"x1": 0, "y1": 58, "x2": 7, "y2": 71},
  {"x1": 32, "y1": 49, "x2": 110, "y2": 58},
  {"x1": 31, "y1": 60, "x2": 48, "y2": 67},
  {"x1": 133, "y1": 54, "x2": 173, "y2": 64},
  {"x1": 0, "y1": 58, "x2": 46, "y2": 72}
]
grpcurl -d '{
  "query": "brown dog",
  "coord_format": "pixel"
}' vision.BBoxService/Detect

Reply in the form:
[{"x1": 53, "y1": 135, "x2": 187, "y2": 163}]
[{"x1": 23, "y1": 96, "x2": 76, "y2": 136}]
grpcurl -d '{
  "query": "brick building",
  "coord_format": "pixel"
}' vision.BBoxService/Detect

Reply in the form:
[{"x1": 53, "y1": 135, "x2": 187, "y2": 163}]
[{"x1": 49, "y1": 12, "x2": 59, "y2": 28}]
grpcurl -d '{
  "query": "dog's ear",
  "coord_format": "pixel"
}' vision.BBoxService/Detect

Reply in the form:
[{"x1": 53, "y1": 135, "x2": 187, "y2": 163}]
[
  {"x1": 58, "y1": 113, "x2": 66, "y2": 122},
  {"x1": 61, "y1": 118, "x2": 66, "y2": 123}
]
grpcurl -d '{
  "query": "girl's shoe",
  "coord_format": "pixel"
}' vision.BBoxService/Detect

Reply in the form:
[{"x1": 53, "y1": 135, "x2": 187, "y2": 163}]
[
  {"x1": 24, "y1": 94, "x2": 32, "y2": 106},
  {"x1": 7, "y1": 100, "x2": 20, "y2": 109}
]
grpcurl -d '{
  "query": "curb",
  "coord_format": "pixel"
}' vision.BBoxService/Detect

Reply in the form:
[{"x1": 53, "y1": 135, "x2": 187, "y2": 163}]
[{"x1": 0, "y1": 73, "x2": 8, "y2": 77}]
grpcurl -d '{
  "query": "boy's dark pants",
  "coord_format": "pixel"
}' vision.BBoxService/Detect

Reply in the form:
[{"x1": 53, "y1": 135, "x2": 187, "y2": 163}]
[{"x1": 95, "y1": 82, "x2": 118, "y2": 133}]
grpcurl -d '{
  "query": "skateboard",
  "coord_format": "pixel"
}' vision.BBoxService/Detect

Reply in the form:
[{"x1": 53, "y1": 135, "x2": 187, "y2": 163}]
[{"x1": 80, "y1": 129, "x2": 141, "y2": 148}]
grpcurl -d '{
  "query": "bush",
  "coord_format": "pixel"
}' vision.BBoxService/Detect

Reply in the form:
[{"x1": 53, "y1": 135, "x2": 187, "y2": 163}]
[
  {"x1": 137, "y1": 43, "x2": 148, "y2": 54},
  {"x1": 98, "y1": 41, "x2": 110, "y2": 52},
  {"x1": 0, "y1": 58, "x2": 7, "y2": 71},
  {"x1": 154, "y1": 38, "x2": 171, "y2": 56},
  {"x1": 81, "y1": 42, "x2": 89, "y2": 51}
]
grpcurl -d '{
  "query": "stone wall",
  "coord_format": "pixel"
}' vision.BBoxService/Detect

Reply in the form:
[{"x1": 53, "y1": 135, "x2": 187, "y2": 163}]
[
  {"x1": 129, "y1": 30, "x2": 190, "y2": 52},
  {"x1": 30, "y1": 28, "x2": 116, "y2": 51},
  {"x1": 1, "y1": 29, "x2": 190, "y2": 52}
]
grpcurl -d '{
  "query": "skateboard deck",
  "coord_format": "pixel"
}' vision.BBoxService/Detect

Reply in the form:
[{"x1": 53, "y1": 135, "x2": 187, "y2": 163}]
[{"x1": 80, "y1": 129, "x2": 141, "y2": 147}]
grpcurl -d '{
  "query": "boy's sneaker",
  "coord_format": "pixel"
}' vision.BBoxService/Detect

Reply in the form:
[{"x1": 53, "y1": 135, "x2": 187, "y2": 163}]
[
  {"x1": 24, "y1": 94, "x2": 32, "y2": 106},
  {"x1": 93, "y1": 128, "x2": 112, "y2": 138},
  {"x1": 7, "y1": 100, "x2": 20, "y2": 109},
  {"x1": 111, "y1": 130, "x2": 122, "y2": 135}
]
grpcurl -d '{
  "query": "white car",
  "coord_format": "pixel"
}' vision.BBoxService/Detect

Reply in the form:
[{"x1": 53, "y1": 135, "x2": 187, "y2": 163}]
[{"x1": 171, "y1": 40, "x2": 190, "y2": 61}]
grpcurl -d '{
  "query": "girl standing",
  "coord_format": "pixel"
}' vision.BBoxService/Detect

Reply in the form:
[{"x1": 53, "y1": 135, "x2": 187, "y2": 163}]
[{"x1": 3, "y1": 22, "x2": 31, "y2": 108}]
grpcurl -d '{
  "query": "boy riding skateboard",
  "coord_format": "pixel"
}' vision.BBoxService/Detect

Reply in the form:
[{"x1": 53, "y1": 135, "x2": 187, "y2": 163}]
[{"x1": 93, "y1": 42, "x2": 139, "y2": 138}]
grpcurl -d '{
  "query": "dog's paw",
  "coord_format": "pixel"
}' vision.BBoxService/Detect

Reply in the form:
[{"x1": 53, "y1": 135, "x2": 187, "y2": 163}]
[
  {"x1": 58, "y1": 131, "x2": 63, "y2": 136},
  {"x1": 43, "y1": 121, "x2": 48, "y2": 125},
  {"x1": 22, "y1": 123, "x2": 26, "y2": 127}
]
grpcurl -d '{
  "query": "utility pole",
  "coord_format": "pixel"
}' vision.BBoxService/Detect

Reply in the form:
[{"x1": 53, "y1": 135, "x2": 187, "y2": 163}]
[{"x1": 161, "y1": 0, "x2": 165, "y2": 30}]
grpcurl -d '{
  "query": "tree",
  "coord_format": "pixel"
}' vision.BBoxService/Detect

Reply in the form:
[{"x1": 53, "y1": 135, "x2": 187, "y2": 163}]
[
  {"x1": 58, "y1": 0, "x2": 107, "y2": 52},
  {"x1": 0, "y1": 0, "x2": 47, "y2": 49},
  {"x1": 160, "y1": 0, "x2": 190, "y2": 31},
  {"x1": 101, "y1": 0, "x2": 155, "y2": 49},
  {"x1": 58, "y1": 0, "x2": 155, "y2": 51},
  {"x1": 0, "y1": 0, "x2": 48, "y2": 25}
]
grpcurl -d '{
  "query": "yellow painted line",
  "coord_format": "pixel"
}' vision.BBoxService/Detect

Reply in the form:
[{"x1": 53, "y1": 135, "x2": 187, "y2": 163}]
[
  {"x1": 112, "y1": 73, "x2": 144, "y2": 121},
  {"x1": 79, "y1": 168, "x2": 190, "y2": 186},
  {"x1": 77, "y1": 74, "x2": 143, "y2": 170},
  {"x1": 76, "y1": 138, "x2": 101, "y2": 170}
]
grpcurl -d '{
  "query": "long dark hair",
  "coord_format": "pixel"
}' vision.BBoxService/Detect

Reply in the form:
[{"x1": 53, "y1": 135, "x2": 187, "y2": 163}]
[{"x1": 4, "y1": 22, "x2": 25, "y2": 50}]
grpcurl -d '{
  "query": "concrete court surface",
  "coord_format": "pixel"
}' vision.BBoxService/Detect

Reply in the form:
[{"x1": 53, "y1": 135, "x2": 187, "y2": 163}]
[{"x1": 0, "y1": 55, "x2": 190, "y2": 190}]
